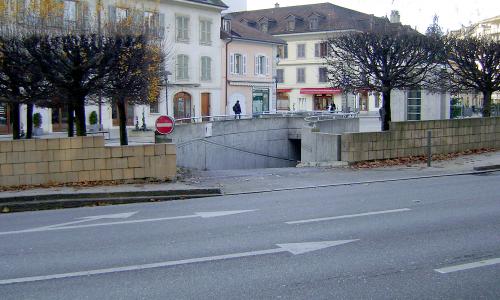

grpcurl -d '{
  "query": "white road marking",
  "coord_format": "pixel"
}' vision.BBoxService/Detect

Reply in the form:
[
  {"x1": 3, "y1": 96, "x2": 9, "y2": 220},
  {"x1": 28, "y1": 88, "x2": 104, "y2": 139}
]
[
  {"x1": 435, "y1": 258, "x2": 500, "y2": 274},
  {"x1": 0, "y1": 210, "x2": 256, "y2": 236},
  {"x1": 0, "y1": 240, "x2": 358, "y2": 285},
  {"x1": 286, "y1": 208, "x2": 411, "y2": 224}
]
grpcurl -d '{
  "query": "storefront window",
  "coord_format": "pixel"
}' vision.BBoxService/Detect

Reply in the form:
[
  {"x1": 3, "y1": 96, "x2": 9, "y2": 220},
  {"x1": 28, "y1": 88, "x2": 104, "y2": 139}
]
[{"x1": 252, "y1": 88, "x2": 269, "y2": 113}]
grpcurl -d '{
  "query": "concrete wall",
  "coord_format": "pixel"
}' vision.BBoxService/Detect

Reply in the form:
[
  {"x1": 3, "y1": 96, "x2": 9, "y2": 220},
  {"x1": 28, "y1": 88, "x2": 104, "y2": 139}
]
[
  {"x1": 301, "y1": 118, "x2": 359, "y2": 163},
  {"x1": 0, "y1": 136, "x2": 176, "y2": 187},
  {"x1": 164, "y1": 117, "x2": 307, "y2": 170},
  {"x1": 341, "y1": 117, "x2": 499, "y2": 163}
]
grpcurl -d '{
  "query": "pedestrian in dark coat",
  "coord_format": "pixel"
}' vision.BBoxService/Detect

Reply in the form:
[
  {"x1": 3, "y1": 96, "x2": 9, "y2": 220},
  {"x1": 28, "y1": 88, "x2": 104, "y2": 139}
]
[{"x1": 233, "y1": 100, "x2": 242, "y2": 119}]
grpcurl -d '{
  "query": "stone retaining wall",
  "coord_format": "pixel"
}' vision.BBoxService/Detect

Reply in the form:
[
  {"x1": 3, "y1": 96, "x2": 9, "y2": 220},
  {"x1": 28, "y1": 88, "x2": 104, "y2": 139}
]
[
  {"x1": 0, "y1": 136, "x2": 176, "y2": 187},
  {"x1": 341, "y1": 117, "x2": 499, "y2": 163}
]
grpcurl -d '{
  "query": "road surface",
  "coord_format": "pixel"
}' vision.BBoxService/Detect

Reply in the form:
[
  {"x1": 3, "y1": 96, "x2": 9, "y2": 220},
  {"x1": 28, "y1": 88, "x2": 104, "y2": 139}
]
[{"x1": 0, "y1": 171, "x2": 499, "y2": 299}]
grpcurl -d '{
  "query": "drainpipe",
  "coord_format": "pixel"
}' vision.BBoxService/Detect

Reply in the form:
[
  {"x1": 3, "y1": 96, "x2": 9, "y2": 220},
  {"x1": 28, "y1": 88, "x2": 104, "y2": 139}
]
[{"x1": 225, "y1": 37, "x2": 233, "y2": 114}]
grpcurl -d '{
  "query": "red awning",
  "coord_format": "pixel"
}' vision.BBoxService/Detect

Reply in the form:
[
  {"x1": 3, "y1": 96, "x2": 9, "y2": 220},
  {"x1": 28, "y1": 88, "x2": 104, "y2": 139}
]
[
  {"x1": 277, "y1": 89, "x2": 292, "y2": 93},
  {"x1": 300, "y1": 88, "x2": 342, "y2": 95}
]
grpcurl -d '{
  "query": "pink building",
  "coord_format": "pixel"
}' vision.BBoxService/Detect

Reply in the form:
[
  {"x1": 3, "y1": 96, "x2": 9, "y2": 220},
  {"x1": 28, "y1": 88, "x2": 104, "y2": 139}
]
[{"x1": 221, "y1": 17, "x2": 286, "y2": 116}]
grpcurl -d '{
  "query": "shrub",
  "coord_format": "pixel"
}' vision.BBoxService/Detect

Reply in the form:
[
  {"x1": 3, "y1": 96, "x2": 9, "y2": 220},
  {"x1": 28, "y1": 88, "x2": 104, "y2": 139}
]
[
  {"x1": 33, "y1": 113, "x2": 42, "y2": 128},
  {"x1": 89, "y1": 111, "x2": 98, "y2": 125}
]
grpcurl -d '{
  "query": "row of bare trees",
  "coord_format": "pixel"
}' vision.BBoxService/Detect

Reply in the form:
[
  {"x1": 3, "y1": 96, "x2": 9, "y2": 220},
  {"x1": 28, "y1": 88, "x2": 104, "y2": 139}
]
[
  {"x1": 0, "y1": 33, "x2": 164, "y2": 144},
  {"x1": 326, "y1": 18, "x2": 500, "y2": 131}
]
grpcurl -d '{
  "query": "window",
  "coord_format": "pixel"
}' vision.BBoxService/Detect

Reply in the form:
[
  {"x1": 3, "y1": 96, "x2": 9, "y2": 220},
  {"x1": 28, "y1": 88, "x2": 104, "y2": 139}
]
[
  {"x1": 200, "y1": 19, "x2": 212, "y2": 45},
  {"x1": 116, "y1": 7, "x2": 128, "y2": 23},
  {"x1": 278, "y1": 44, "x2": 288, "y2": 59},
  {"x1": 276, "y1": 69, "x2": 284, "y2": 83},
  {"x1": 287, "y1": 20, "x2": 295, "y2": 31},
  {"x1": 150, "y1": 101, "x2": 159, "y2": 114},
  {"x1": 260, "y1": 22, "x2": 268, "y2": 32},
  {"x1": 255, "y1": 55, "x2": 268, "y2": 75},
  {"x1": 176, "y1": 15, "x2": 189, "y2": 42},
  {"x1": 230, "y1": 53, "x2": 246, "y2": 75},
  {"x1": 222, "y1": 19, "x2": 231, "y2": 32},
  {"x1": 201, "y1": 56, "x2": 212, "y2": 81},
  {"x1": 407, "y1": 89, "x2": 422, "y2": 120},
  {"x1": 64, "y1": 1, "x2": 76, "y2": 23},
  {"x1": 297, "y1": 68, "x2": 305, "y2": 83},
  {"x1": 315, "y1": 42, "x2": 328, "y2": 57},
  {"x1": 297, "y1": 44, "x2": 305, "y2": 59},
  {"x1": 310, "y1": 17, "x2": 318, "y2": 30},
  {"x1": 176, "y1": 54, "x2": 189, "y2": 80},
  {"x1": 374, "y1": 92, "x2": 381, "y2": 108},
  {"x1": 319, "y1": 67, "x2": 328, "y2": 83}
]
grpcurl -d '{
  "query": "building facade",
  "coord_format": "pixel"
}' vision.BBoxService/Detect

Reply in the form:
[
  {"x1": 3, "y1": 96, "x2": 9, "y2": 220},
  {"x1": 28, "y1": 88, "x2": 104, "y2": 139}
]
[
  {"x1": 1, "y1": 0, "x2": 228, "y2": 135},
  {"x1": 221, "y1": 18, "x2": 285, "y2": 116},
  {"x1": 228, "y1": 3, "x2": 450, "y2": 121}
]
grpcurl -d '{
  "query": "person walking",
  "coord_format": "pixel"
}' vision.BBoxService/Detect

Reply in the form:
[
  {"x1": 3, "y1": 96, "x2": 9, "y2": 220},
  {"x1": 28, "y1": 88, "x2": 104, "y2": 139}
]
[{"x1": 233, "y1": 100, "x2": 242, "y2": 119}]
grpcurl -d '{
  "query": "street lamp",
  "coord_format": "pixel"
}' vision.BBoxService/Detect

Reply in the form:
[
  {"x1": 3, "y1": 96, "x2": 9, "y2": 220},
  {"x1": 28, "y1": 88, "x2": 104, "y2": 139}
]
[
  {"x1": 274, "y1": 54, "x2": 281, "y2": 113},
  {"x1": 165, "y1": 70, "x2": 172, "y2": 116}
]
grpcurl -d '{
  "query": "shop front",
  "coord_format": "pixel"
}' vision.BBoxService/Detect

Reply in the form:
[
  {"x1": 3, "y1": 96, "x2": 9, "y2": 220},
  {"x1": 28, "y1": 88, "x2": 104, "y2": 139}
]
[
  {"x1": 252, "y1": 88, "x2": 269, "y2": 114},
  {"x1": 277, "y1": 89, "x2": 291, "y2": 111},
  {"x1": 0, "y1": 103, "x2": 10, "y2": 134},
  {"x1": 300, "y1": 88, "x2": 341, "y2": 111}
]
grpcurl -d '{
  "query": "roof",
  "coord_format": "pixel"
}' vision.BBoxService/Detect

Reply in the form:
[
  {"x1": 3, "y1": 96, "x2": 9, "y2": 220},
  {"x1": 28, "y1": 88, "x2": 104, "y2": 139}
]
[
  {"x1": 184, "y1": 0, "x2": 228, "y2": 9},
  {"x1": 227, "y1": 2, "x2": 412, "y2": 35},
  {"x1": 221, "y1": 19, "x2": 286, "y2": 45}
]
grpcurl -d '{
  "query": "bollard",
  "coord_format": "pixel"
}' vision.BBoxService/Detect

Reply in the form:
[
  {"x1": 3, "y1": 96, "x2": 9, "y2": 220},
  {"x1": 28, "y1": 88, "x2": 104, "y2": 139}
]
[
  {"x1": 337, "y1": 135, "x2": 342, "y2": 161},
  {"x1": 427, "y1": 130, "x2": 432, "y2": 167}
]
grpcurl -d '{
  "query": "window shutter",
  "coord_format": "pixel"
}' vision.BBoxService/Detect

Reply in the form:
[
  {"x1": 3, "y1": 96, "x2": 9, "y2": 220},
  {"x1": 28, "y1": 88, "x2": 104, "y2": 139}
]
[
  {"x1": 208, "y1": 58, "x2": 212, "y2": 80},
  {"x1": 255, "y1": 55, "x2": 259, "y2": 75},
  {"x1": 266, "y1": 56, "x2": 270, "y2": 76},
  {"x1": 108, "y1": 5, "x2": 116, "y2": 25},
  {"x1": 185, "y1": 56, "x2": 189, "y2": 79},
  {"x1": 230, "y1": 53, "x2": 234, "y2": 74},
  {"x1": 207, "y1": 21, "x2": 212, "y2": 43},
  {"x1": 159, "y1": 13, "x2": 165, "y2": 38},
  {"x1": 242, "y1": 55, "x2": 247, "y2": 75},
  {"x1": 314, "y1": 43, "x2": 319, "y2": 57}
]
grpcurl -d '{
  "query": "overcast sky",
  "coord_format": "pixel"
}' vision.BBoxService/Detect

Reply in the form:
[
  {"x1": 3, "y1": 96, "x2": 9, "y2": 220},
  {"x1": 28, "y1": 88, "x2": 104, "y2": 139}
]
[{"x1": 246, "y1": 0, "x2": 500, "y2": 33}]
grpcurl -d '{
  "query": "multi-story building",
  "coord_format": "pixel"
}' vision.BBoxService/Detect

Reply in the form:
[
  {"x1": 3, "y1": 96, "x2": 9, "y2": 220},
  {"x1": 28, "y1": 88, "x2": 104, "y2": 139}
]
[
  {"x1": 1, "y1": 0, "x2": 229, "y2": 135},
  {"x1": 450, "y1": 15, "x2": 500, "y2": 109},
  {"x1": 228, "y1": 3, "x2": 450, "y2": 121},
  {"x1": 220, "y1": 17, "x2": 285, "y2": 116}
]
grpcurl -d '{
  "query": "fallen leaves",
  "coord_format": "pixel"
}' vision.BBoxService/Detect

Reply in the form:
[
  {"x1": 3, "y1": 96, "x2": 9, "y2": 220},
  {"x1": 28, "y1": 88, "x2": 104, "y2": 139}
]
[{"x1": 350, "y1": 148, "x2": 496, "y2": 169}]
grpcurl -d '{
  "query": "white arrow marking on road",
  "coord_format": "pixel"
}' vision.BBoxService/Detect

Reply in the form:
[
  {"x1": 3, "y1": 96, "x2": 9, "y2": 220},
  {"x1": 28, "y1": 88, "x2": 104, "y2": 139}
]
[
  {"x1": 43, "y1": 212, "x2": 139, "y2": 229},
  {"x1": 435, "y1": 257, "x2": 500, "y2": 274},
  {"x1": 0, "y1": 210, "x2": 256, "y2": 236},
  {"x1": 286, "y1": 208, "x2": 411, "y2": 225},
  {"x1": 0, "y1": 239, "x2": 358, "y2": 285}
]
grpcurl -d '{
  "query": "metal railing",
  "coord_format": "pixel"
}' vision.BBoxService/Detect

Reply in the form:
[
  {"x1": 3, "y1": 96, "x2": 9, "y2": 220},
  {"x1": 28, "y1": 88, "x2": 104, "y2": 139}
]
[{"x1": 174, "y1": 111, "x2": 359, "y2": 124}]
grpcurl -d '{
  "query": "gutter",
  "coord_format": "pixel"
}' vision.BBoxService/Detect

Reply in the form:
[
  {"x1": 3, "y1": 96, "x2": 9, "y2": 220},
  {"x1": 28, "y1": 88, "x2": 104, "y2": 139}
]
[{"x1": 225, "y1": 37, "x2": 233, "y2": 113}]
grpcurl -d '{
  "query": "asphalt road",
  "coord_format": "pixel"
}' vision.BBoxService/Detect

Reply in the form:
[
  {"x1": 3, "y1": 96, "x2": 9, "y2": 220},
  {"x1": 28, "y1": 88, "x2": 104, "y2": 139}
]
[{"x1": 0, "y1": 171, "x2": 499, "y2": 299}]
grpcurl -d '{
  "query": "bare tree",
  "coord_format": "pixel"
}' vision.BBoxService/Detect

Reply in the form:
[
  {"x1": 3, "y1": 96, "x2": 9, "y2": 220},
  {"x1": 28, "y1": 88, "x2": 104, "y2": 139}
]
[
  {"x1": 445, "y1": 37, "x2": 500, "y2": 117},
  {"x1": 326, "y1": 30, "x2": 442, "y2": 131},
  {"x1": 101, "y1": 34, "x2": 164, "y2": 145}
]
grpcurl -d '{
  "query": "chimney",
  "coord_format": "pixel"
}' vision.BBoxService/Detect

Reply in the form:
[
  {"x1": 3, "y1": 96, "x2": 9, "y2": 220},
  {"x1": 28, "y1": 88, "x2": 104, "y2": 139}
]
[
  {"x1": 390, "y1": 10, "x2": 400, "y2": 23},
  {"x1": 275, "y1": 3, "x2": 280, "y2": 8}
]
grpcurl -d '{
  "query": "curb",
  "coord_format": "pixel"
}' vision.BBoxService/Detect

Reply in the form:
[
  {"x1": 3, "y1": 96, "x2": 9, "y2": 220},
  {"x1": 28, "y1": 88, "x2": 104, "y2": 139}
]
[
  {"x1": 0, "y1": 188, "x2": 223, "y2": 213},
  {"x1": 473, "y1": 164, "x2": 500, "y2": 171}
]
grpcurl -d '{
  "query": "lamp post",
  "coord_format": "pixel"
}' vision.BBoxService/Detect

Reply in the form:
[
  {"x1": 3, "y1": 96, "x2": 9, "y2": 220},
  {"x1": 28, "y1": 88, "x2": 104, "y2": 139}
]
[
  {"x1": 165, "y1": 70, "x2": 172, "y2": 116},
  {"x1": 274, "y1": 54, "x2": 281, "y2": 113}
]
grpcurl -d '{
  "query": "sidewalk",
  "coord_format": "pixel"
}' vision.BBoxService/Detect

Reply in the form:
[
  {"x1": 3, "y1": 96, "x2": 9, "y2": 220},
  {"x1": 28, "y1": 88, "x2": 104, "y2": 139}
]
[{"x1": 1, "y1": 150, "x2": 498, "y2": 213}]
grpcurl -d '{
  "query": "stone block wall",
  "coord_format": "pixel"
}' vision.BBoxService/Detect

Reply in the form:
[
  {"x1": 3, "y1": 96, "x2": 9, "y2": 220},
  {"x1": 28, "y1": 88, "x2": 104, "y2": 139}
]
[
  {"x1": 341, "y1": 117, "x2": 499, "y2": 163},
  {"x1": 0, "y1": 136, "x2": 176, "y2": 187}
]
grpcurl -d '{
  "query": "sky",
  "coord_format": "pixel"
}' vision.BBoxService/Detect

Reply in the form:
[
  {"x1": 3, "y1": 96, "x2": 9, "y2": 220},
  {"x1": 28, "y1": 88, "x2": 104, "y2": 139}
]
[{"x1": 246, "y1": 0, "x2": 500, "y2": 33}]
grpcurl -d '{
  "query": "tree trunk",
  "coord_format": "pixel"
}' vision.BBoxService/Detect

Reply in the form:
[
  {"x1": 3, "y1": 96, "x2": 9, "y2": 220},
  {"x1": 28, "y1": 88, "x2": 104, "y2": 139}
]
[
  {"x1": 10, "y1": 103, "x2": 21, "y2": 140},
  {"x1": 117, "y1": 99, "x2": 128, "y2": 145},
  {"x1": 74, "y1": 100, "x2": 87, "y2": 136},
  {"x1": 381, "y1": 88, "x2": 392, "y2": 131},
  {"x1": 67, "y1": 103, "x2": 75, "y2": 137},
  {"x1": 26, "y1": 103, "x2": 34, "y2": 139},
  {"x1": 482, "y1": 90, "x2": 492, "y2": 117}
]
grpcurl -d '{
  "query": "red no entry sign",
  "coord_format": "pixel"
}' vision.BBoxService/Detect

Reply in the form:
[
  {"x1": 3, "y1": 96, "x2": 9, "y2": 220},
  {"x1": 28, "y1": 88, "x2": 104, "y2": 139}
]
[{"x1": 155, "y1": 115, "x2": 175, "y2": 135}]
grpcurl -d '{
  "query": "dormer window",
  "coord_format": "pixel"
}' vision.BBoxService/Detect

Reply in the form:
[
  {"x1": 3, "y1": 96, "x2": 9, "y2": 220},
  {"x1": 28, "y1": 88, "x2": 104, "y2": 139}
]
[
  {"x1": 260, "y1": 22, "x2": 268, "y2": 32},
  {"x1": 223, "y1": 19, "x2": 231, "y2": 32},
  {"x1": 310, "y1": 17, "x2": 318, "y2": 30},
  {"x1": 287, "y1": 20, "x2": 295, "y2": 31}
]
